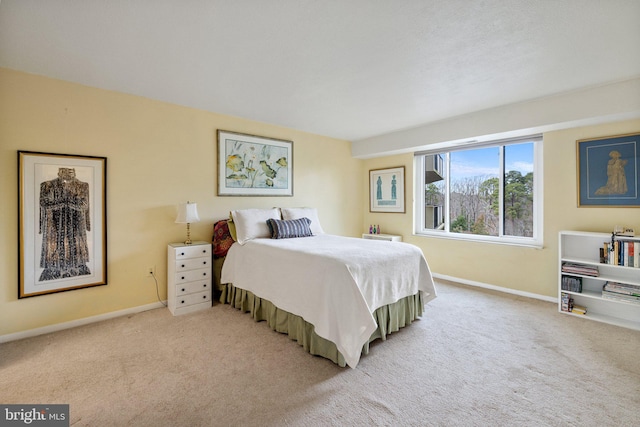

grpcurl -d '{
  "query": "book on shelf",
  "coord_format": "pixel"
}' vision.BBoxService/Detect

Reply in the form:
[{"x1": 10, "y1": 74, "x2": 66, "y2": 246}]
[
  {"x1": 561, "y1": 262, "x2": 599, "y2": 276},
  {"x1": 603, "y1": 237, "x2": 640, "y2": 267},
  {"x1": 602, "y1": 291, "x2": 640, "y2": 304},
  {"x1": 603, "y1": 281, "x2": 640, "y2": 296},
  {"x1": 571, "y1": 304, "x2": 587, "y2": 315},
  {"x1": 559, "y1": 292, "x2": 586, "y2": 314},
  {"x1": 608, "y1": 240, "x2": 618, "y2": 265},
  {"x1": 604, "y1": 239, "x2": 622, "y2": 265},
  {"x1": 561, "y1": 275, "x2": 582, "y2": 292},
  {"x1": 560, "y1": 292, "x2": 572, "y2": 312},
  {"x1": 602, "y1": 281, "x2": 640, "y2": 304}
]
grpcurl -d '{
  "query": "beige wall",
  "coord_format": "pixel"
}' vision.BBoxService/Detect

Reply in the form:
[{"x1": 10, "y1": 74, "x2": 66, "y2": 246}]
[
  {"x1": 0, "y1": 68, "x2": 363, "y2": 336},
  {"x1": 364, "y1": 119, "x2": 640, "y2": 298},
  {"x1": 2, "y1": 67, "x2": 638, "y2": 338}
]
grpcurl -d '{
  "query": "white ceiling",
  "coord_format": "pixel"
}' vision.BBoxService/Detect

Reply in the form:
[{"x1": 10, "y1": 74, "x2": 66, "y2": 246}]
[{"x1": 1, "y1": 0, "x2": 639, "y2": 142}]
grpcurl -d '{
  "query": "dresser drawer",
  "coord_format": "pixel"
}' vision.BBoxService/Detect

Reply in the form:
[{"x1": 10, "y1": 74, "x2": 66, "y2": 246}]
[
  {"x1": 174, "y1": 268, "x2": 210, "y2": 284},
  {"x1": 168, "y1": 242, "x2": 212, "y2": 316},
  {"x1": 175, "y1": 290, "x2": 211, "y2": 308},
  {"x1": 175, "y1": 245, "x2": 211, "y2": 260},
  {"x1": 175, "y1": 279, "x2": 211, "y2": 297},
  {"x1": 175, "y1": 257, "x2": 210, "y2": 272}
]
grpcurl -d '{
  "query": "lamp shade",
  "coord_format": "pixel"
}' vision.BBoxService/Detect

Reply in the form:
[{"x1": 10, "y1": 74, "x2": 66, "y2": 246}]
[{"x1": 175, "y1": 202, "x2": 200, "y2": 224}]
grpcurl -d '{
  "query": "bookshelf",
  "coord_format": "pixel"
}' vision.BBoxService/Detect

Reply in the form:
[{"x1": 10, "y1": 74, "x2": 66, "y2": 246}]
[{"x1": 559, "y1": 231, "x2": 640, "y2": 331}]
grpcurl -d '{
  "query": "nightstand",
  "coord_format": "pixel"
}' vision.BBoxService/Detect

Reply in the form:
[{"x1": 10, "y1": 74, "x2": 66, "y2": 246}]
[
  {"x1": 362, "y1": 233, "x2": 402, "y2": 242},
  {"x1": 167, "y1": 241, "x2": 212, "y2": 315}
]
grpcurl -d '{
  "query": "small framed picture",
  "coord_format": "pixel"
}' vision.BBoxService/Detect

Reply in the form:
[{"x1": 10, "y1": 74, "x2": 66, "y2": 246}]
[
  {"x1": 18, "y1": 151, "x2": 107, "y2": 298},
  {"x1": 577, "y1": 132, "x2": 640, "y2": 207},
  {"x1": 217, "y1": 130, "x2": 293, "y2": 196},
  {"x1": 370, "y1": 166, "x2": 405, "y2": 213}
]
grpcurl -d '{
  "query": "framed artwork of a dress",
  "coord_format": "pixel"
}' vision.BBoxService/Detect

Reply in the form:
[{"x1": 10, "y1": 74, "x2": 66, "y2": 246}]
[
  {"x1": 577, "y1": 132, "x2": 640, "y2": 207},
  {"x1": 18, "y1": 151, "x2": 107, "y2": 298}
]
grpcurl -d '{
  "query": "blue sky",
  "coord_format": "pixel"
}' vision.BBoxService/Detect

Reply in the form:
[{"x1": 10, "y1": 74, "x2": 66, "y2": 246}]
[{"x1": 450, "y1": 143, "x2": 533, "y2": 179}]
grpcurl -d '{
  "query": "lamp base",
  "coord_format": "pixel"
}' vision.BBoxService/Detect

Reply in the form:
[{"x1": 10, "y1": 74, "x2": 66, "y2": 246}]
[{"x1": 184, "y1": 223, "x2": 193, "y2": 245}]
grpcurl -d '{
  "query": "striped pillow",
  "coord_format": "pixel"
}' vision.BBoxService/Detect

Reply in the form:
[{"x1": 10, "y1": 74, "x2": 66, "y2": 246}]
[{"x1": 267, "y1": 217, "x2": 313, "y2": 239}]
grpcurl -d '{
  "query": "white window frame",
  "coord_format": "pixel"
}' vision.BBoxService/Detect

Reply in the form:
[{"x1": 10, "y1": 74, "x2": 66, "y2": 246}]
[{"x1": 413, "y1": 135, "x2": 543, "y2": 248}]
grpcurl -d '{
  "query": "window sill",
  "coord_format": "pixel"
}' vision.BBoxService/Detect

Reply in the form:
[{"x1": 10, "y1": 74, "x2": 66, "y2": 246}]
[{"x1": 413, "y1": 230, "x2": 543, "y2": 249}]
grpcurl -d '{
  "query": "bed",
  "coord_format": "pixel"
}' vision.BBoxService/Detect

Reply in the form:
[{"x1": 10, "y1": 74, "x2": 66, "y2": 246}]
[{"x1": 213, "y1": 207, "x2": 437, "y2": 368}]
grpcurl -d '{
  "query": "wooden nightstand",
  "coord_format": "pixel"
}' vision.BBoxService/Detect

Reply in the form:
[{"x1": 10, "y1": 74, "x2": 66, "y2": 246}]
[
  {"x1": 167, "y1": 241, "x2": 212, "y2": 315},
  {"x1": 362, "y1": 233, "x2": 402, "y2": 242}
]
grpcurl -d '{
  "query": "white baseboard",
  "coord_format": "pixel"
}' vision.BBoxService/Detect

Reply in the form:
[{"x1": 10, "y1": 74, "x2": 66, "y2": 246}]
[
  {"x1": 0, "y1": 301, "x2": 167, "y2": 344},
  {"x1": 432, "y1": 273, "x2": 557, "y2": 303}
]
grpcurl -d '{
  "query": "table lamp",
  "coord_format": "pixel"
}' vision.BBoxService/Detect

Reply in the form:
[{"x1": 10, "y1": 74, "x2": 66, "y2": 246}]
[{"x1": 175, "y1": 201, "x2": 200, "y2": 244}]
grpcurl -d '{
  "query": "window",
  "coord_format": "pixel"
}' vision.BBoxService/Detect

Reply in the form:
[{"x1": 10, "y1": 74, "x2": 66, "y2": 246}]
[{"x1": 414, "y1": 135, "x2": 542, "y2": 247}]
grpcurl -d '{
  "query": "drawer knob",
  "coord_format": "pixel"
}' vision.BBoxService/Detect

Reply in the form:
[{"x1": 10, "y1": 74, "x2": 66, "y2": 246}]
[
  {"x1": 181, "y1": 264, "x2": 185, "y2": 268},
  {"x1": 203, "y1": 261, "x2": 207, "y2": 265},
  {"x1": 202, "y1": 250, "x2": 206, "y2": 253},
  {"x1": 181, "y1": 276, "x2": 185, "y2": 280},
  {"x1": 203, "y1": 284, "x2": 207, "y2": 288},
  {"x1": 181, "y1": 288, "x2": 185, "y2": 292},
  {"x1": 180, "y1": 252, "x2": 185, "y2": 256},
  {"x1": 203, "y1": 272, "x2": 206, "y2": 276},
  {"x1": 202, "y1": 295, "x2": 206, "y2": 299},
  {"x1": 181, "y1": 300, "x2": 185, "y2": 304}
]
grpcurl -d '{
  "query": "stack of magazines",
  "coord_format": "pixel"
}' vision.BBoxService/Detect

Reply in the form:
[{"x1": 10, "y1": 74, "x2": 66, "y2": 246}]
[
  {"x1": 561, "y1": 262, "x2": 599, "y2": 276},
  {"x1": 602, "y1": 282, "x2": 640, "y2": 304}
]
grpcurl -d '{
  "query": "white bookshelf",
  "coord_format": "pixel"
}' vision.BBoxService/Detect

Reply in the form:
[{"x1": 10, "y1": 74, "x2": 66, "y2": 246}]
[{"x1": 559, "y1": 231, "x2": 640, "y2": 331}]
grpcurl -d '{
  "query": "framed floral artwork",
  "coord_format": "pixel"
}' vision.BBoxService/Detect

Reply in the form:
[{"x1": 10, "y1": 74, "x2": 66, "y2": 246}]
[
  {"x1": 18, "y1": 151, "x2": 107, "y2": 298},
  {"x1": 217, "y1": 130, "x2": 293, "y2": 196}
]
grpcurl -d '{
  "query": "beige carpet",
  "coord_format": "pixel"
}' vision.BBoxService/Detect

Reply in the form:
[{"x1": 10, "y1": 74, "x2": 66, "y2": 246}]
[{"x1": 1, "y1": 281, "x2": 639, "y2": 426}]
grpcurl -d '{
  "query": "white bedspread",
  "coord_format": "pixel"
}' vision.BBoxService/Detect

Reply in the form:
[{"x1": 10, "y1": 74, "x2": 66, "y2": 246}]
[{"x1": 220, "y1": 234, "x2": 437, "y2": 368}]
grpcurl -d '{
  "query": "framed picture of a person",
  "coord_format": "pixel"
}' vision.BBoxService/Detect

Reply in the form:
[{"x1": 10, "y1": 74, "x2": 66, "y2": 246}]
[
  {"x1": 369, "y1": 166, "x2": 405, "y2": 213},
  {"x1": 18, "y1": 151, "x2": 107, "y2": 298},
  {"x1": 577, "y1": 132, "x2": 640, "y2": 207}
]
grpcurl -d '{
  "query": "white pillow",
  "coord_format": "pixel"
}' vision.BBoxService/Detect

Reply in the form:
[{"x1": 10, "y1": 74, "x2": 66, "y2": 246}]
[
  {"x1": 281, "y1": 207, "x2": 325, "y2": 235},
  {"x1": 231, "y1": 208, "x2": 281, "y2": 244}
]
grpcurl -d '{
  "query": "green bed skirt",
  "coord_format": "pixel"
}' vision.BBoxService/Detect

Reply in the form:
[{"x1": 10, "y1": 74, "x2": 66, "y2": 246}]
[{"x1": 219, "y1": 282, "x2": 424, "y2": 367}]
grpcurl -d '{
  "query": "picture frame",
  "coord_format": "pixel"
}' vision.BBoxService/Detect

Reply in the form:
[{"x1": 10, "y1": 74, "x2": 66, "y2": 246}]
[
  {"x1": 217, "y1": 130, "x2": 293, "y2": 196},
  {"x1": 577, "y1": 132, "x2": 640, "y2": 207},
  {"x1": 18, "y1": 151, "x2": 107, "y2": 298},
  {"x1": 370, "y1": 166, "x2": 405, "y2": 213}
]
